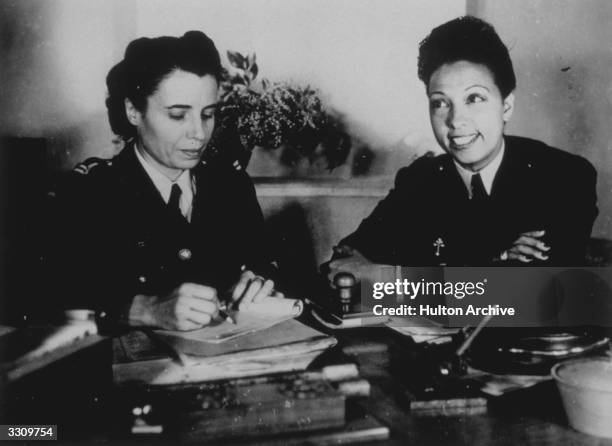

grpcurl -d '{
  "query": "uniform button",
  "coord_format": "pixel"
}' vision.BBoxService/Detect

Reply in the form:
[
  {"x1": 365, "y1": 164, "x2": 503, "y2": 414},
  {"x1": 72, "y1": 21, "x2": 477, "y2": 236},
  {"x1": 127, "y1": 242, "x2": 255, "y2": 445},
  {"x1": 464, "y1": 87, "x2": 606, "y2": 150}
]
[
  {"x1": 137, "y1": 241, "x2": 146, "y2": 248},
  {"x1": 138, "y1": 276, "x2": 147, "y2": 283},
  {"x1": 99, "y1": 311, "x2": 107, "y2": 319},
  {"x1": 178, "y1": 248, "x2": 192, "y2": 261}
]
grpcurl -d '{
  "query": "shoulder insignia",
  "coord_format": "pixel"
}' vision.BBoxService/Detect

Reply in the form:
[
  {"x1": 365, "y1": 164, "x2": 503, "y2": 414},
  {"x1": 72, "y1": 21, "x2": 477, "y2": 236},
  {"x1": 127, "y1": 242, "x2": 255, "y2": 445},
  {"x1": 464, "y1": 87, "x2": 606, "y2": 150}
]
[{"x1": 73, "y1": 157, "x2": 112, "y2": 175}]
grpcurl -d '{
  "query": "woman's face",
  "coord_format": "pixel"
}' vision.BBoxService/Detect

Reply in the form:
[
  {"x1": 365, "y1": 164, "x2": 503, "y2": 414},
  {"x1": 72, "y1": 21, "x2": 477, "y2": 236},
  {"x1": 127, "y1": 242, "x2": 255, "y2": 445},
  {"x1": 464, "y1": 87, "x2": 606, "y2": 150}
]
[
  {"x1": 126, "y1": 69, "x2": 218, "y2": 180},
  {"x1": 427, "y1": 61, "x2": 514, "y2": 172}
]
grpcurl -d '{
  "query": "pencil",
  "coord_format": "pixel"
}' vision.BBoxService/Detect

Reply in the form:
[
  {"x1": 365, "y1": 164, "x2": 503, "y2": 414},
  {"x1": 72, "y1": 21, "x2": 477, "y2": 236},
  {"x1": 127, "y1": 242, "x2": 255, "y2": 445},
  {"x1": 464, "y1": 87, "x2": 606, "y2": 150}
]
[{"x1": 218, "y1": 304, "x2": 236, "y2": 325}]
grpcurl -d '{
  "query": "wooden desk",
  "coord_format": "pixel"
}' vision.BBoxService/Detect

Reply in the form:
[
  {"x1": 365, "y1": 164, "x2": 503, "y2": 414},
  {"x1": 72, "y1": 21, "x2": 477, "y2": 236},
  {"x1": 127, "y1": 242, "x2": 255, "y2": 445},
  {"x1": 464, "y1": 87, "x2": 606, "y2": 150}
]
[
  {"x1": 0, "y1": 327, "x2": 114, "y2": 440},
  {"x1": 113, "y1": 324, "x2": 612, "y2": 445},
  {"x1": 329, "y1": 327, "x2": 612, "y2": 446}
]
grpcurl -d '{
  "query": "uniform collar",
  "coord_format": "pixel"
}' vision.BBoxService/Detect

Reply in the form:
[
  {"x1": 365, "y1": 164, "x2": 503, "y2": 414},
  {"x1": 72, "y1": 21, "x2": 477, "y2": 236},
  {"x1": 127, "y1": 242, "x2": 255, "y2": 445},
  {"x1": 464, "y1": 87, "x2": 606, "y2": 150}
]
[
  {"x1": 133, "y1": 145, "x2": 195, "y2": 220},
  {"x1": 454, "y1": 139, "x2": 505, "y2": 197}
]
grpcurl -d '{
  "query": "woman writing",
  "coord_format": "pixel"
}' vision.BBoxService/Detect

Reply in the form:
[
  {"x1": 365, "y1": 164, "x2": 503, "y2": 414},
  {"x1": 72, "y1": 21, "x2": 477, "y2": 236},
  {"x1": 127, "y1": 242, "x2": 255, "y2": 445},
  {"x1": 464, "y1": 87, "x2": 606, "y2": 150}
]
[{"x1": 48, "y1": 31, "x2": 277, "y2": 332}]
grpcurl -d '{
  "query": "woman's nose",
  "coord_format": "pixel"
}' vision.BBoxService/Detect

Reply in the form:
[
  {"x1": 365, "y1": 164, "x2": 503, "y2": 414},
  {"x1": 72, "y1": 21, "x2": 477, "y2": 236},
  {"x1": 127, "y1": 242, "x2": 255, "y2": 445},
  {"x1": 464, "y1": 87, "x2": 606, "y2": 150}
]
[
  {"x1": 446, "y1": 104, "x2": 467, "y2": 128},
  {"x1": 187, "y1": 115, "x2": 206, "y2": 141}
]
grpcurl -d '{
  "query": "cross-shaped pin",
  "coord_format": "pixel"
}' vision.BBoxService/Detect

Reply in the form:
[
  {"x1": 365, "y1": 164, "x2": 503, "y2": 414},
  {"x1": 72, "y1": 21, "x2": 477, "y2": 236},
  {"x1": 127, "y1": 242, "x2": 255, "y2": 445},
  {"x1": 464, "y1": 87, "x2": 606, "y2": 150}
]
[{"x1": 433, "y1": 238, "x2": 445, "y2": 257}]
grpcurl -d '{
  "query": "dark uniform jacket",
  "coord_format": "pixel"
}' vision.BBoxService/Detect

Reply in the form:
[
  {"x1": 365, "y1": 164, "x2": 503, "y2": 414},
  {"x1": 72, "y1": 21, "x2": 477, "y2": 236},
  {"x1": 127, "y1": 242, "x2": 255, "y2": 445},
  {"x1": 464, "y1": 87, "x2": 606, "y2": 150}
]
[
  {"x1": 340, "y1": 136, "x2": 598, "y2": 266},
  {"x1": 46, "y1": 145, "x2": 271, "y2": 331}
]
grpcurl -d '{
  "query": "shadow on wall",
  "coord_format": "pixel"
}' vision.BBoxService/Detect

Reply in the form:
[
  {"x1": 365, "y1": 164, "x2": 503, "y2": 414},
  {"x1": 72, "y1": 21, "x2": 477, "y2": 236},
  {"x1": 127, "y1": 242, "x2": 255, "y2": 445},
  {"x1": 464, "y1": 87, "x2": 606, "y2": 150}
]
[
  {"x1": 0, "y1": 138, "x2": 50, "y2": 326},
  {"x1": 265, "y1": 202, "x2": 330, "y2": 300},
  {"x1": 45, "y1": 112, "x2": 119, "y2": 172},
  {"x1": 0, "y1": 2, "x2": 54, "y2": 125},
  {"x1": 0, "y1": 1, "x2": 122, "y2": 171}
]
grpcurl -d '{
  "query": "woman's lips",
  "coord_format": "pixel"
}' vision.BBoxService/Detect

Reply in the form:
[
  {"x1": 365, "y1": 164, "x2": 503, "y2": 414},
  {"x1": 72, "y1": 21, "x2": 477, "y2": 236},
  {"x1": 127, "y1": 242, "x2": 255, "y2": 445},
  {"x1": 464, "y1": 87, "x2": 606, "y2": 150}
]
[
  {"x1": 181, "y1": 149, "x2": 203, "y2": 158},
  {"x1": 449, "y1": 133, "x2": 479, "y2": 149}
]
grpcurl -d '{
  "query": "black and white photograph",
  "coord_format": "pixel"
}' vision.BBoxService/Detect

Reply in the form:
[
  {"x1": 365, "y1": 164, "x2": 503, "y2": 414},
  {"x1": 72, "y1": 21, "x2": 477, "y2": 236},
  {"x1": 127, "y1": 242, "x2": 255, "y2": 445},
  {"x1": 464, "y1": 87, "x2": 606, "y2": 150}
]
[{"x1": 1, "y1": 0, "x2": 612, "y2": 444}]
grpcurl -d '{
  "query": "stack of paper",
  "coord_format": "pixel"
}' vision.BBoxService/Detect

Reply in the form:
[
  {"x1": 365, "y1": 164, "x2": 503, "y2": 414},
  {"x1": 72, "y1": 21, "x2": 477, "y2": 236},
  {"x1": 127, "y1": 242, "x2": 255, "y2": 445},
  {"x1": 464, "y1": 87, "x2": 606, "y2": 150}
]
[{"x1": 113, "y1": 298, "x2": 335, "y2": 385}]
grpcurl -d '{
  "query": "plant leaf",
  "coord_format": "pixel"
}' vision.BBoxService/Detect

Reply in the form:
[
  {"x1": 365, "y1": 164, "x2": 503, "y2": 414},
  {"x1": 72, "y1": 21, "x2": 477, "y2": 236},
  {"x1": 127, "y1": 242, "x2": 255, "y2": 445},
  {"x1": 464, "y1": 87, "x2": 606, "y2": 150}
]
[
  {"x1": 236, "y1": 52, "x2": 247, "y2": 69},
  {"x1": 250, "y1": 63, "x2": 259, "y2": 79},
  {"x1": 231, "y1": 73, "x2": 246, "y2": 85},
  {"x1": 227, "y1": 51, "x2": 242, "y2": 68}
]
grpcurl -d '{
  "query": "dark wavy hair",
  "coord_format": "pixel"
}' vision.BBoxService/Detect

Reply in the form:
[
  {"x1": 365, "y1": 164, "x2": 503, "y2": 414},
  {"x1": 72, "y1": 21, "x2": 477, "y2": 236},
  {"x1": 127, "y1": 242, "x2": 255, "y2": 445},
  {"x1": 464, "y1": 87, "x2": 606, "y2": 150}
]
[
  {"x1": 417, "y1": 16, "x2": 516, "y2": 98},
  {"x1": 106, "y1": 30, "x2": 222, "y2": 141}
]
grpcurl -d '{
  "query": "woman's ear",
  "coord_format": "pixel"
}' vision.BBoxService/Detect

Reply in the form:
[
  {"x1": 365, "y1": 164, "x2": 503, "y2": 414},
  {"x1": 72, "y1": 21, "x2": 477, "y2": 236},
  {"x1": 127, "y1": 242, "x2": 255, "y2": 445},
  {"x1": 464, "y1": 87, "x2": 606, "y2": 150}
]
[
  {"x1": 124, "y1": 99, "x2": 141, "y2": 126},
  {"x1": 502, "y1": 92, "x2": 515, "y2": 123}
]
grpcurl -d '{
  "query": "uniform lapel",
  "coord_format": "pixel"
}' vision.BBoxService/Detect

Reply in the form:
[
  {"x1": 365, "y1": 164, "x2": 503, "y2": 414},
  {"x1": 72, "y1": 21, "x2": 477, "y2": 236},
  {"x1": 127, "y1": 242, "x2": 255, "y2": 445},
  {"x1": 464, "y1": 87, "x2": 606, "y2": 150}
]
[
  {"x1": 487, "y1": 136, "x2": 536, "y2": 253},
  {"x1": 424, "y1": 156, "x2": 470, "y2": 265},
  {"x1": 189, "y1": 162, "x2": 213, "y2": 229},
  {"x1": 441, "y1": 156, "x2": 471, "y2": 203},
  {"x1": 490, "y1": 137, "x2": 517, "y2": 201},
  {"x1": 114, "y1": 145, "x2": 167, "y2": 210},
  {"x1": 113, "y1": 145, "x2": 190, "y2": 243},
  {"x1": 490, "y1": 136, "x2": 538, "y2": 201}
]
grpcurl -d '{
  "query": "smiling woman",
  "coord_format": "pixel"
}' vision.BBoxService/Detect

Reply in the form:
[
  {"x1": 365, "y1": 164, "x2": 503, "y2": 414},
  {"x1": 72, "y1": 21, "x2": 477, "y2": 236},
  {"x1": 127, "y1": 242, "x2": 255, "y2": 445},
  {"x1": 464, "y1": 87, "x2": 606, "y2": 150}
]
[
  {"x1": 325, "y1": 16, "x2": 598, "y2": 285},
  {"x1": 427, "y1": 61, "x2": 514, "y2": 172},
  {"x1": 45, "y1": 31, "x2": 279, "y2": 333}
]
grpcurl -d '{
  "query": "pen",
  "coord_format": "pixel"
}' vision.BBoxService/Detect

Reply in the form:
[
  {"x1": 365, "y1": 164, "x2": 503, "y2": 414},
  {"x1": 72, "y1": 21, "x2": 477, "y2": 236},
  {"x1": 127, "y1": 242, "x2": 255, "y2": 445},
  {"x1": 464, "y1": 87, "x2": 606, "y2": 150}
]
[
  {"x1": 455, "y1": 313, "x2": 493, "y2": 357},
  {"x1": 217, "y1": 303, "x2": 236, "y2": 325}
]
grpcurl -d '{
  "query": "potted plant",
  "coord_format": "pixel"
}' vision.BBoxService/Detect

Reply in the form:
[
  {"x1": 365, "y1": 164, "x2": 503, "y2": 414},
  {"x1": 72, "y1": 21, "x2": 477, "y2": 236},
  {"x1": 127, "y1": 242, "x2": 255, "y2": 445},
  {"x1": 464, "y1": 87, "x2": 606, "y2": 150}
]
[{"x1": 207, "y1": 51, "x2": 352, "y2": 177}]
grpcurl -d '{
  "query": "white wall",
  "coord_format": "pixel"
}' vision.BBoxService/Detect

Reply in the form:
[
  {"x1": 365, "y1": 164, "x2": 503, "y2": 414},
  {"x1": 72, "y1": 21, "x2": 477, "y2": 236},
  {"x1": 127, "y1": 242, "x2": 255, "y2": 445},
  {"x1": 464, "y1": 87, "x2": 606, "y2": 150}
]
[
  {"x1": 0, "y1": 0, "x2": 463, "y2": 171},
  {"x1": 136, "y1": 0, "x2": 463, "y2": 171},
  {"x1": 0, "y1": 0, "x2": 137, "y2": 168}
]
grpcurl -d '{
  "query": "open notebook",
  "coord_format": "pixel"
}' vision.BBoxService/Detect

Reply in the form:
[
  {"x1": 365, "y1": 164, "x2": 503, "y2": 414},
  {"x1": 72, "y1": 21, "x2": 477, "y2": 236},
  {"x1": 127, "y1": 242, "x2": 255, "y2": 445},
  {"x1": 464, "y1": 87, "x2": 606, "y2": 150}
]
[
  {"x1": 113, "y1": 298, "x2": 335, "y2": 384},
  {"x1": 158, "y1": 296, "x2": 304, "y2": 345}
]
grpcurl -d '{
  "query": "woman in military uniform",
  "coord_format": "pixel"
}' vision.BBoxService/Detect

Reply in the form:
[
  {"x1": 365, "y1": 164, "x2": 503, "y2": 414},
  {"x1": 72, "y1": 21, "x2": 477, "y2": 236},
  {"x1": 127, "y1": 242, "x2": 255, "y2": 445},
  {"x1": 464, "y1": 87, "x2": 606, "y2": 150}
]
[
  {"x1": 47, "y1": 31, "x2": 277, "y2": 332},
  {"x1": 326, "y1": 16, "x2": 597, "y2": 284}
]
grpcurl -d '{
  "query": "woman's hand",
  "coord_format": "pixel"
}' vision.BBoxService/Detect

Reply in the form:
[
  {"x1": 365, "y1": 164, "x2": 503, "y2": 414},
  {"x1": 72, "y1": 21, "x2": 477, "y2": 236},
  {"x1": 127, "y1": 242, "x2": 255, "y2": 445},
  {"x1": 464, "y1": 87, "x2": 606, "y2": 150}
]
[
  {"x1": 129, "y1": 283, "x2": 221, "y2": 331},
  {"x1": 324, "y1": 245, "x2": 376, "y2": 287},
  {"x1": 498, "y1": 230, "x2": 550, "y2": 263},
  {"x1": 229, "y1": 270, "x2": 279, "y2": 309}
]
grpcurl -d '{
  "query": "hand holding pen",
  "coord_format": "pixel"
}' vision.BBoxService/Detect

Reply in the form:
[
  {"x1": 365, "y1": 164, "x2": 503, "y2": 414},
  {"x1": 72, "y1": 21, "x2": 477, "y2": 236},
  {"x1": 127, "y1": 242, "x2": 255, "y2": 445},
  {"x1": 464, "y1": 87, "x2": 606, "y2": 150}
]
[
  {"x1": 228, "y1": 269, "x2": 278, "y2": 310},
  {"x1": 135, "y1": 282, "x2": 225, "y2": 331},
  {"x1": 212, "y1": 302, "x2": 237, "y2": 325},
  {"x1": 213, "y1": 268, "x2": 281, "y2": 325}
]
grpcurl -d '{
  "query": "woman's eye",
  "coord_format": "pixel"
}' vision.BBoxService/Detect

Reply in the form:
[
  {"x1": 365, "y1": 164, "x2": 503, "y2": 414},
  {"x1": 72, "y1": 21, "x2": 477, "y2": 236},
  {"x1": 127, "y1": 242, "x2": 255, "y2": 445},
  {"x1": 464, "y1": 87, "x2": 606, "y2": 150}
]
[
  {"x1": 467, "y1": 93, "x2": 486, "y2": 104},
  {"x1": 169, "y1": 113, "x2": 186, "y2": 121},
  {"x1": 430, "y1": 99, "x2": 449, "y2": 110},
  {"x1": 201, "y1": 113, "x2": 215, "y2": 121}
]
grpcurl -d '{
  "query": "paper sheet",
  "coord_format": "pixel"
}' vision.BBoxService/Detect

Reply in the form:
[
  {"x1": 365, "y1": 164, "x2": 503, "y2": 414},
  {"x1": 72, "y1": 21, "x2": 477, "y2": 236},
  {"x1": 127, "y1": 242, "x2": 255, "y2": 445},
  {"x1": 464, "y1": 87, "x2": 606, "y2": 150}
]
[
  {"x1": 240, "y1": 296, "x2": 303, "y2": 317},
  {"x1": 386, "y1": 316, "x2": 459, "y2": 343},
  {"x1": 158, "y1": 296, "x2": 304, "y2": 344},
  {"x1": 468, "y1": 367, "x2": 551, "y2": 396}
]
